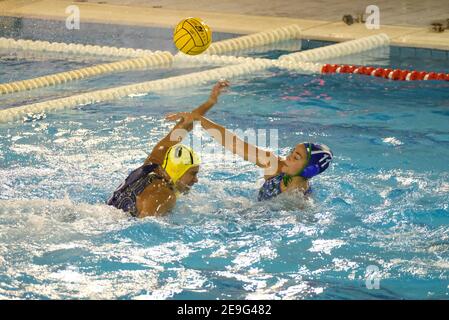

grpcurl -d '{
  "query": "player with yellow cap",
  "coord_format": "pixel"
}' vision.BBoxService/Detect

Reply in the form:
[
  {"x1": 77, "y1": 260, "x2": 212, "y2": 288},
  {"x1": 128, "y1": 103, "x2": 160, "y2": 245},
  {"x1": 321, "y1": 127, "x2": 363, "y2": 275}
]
[
  {"x1": 107, "y1": 80, "x2": 229, "y2": 217},
  {"x1": 162, "y1": 144, "x2": 201, "y2": 184}
]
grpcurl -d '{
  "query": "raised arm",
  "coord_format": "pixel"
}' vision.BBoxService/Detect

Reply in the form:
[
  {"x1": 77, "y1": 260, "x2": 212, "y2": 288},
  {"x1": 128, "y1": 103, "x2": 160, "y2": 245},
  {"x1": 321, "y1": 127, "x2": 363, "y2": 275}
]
[
  {"x1": 197, "y1": 115, "x2": 280, "y2": 173},
  {"x1": 144, "y1": 80, "x2": 229, "y2": 165},
  {"x1": 192, "y1": 80, "x2": 229, "y2": 115}
]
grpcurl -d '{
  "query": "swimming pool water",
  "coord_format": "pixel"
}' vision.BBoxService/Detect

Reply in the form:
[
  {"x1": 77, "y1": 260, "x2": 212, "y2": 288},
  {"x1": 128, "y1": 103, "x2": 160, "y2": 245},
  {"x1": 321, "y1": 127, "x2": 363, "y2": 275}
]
[{"x1": 0, "y1": 17, "x2": 449, "y2": 300}]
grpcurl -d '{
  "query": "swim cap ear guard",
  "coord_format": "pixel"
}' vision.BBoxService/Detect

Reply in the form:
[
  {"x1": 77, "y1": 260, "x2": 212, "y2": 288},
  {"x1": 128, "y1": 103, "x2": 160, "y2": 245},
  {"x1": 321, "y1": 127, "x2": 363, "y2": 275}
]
[
  {"x1": 162, "y1": 144, "x2": 200, "y2": 184},
  {"x1": 298, "y1": 143, "x2": 333, "y2": 179}
]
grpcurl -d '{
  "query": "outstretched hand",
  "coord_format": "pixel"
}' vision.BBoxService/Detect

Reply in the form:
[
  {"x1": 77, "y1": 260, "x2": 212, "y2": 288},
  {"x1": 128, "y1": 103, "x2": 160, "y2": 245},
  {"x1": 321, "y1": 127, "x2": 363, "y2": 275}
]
[
  {"x1": 165, "y1": 80, "x2": 229, "y2": 126},
  {"x1": 165, "y1": 112, "x2": 199, "y2": 124},
  {"x1": 210, "y1": 79, "x2": 230, "y2": 101}
]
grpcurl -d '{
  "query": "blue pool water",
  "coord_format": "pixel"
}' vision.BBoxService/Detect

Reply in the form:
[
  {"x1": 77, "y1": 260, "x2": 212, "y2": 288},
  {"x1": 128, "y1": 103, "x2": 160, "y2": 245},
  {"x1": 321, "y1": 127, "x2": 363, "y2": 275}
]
[{"x1": 1, "y1": 17, "x2": 449, "y2": 300}]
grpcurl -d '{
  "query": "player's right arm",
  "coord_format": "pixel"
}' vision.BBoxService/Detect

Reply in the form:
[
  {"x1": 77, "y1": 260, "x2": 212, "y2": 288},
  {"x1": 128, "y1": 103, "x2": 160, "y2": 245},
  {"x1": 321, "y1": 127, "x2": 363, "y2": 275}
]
[{"x1": 144, "y1": 80, "x2": 230, "y2": 165}]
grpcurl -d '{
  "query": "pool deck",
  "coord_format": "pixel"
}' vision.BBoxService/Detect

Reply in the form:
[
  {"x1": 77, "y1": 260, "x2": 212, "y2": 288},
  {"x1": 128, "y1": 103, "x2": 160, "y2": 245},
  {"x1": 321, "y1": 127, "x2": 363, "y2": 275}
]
[{"x1": 1, "y1": 0, "x2": 449, "y2": 50}]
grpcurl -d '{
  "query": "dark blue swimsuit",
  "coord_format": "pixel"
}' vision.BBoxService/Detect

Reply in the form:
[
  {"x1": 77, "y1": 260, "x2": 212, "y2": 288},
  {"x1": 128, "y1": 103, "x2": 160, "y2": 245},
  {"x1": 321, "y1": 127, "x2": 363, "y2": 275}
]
[
  {"x1": 258, "y1": 173, "x2": 285, "y2": 201},
  {"x1": 258, "y1": 173, "x2": 311, "y2": 201},
  {"x1": 107, "y1": 163, "x2": 171, "y2": 216}
]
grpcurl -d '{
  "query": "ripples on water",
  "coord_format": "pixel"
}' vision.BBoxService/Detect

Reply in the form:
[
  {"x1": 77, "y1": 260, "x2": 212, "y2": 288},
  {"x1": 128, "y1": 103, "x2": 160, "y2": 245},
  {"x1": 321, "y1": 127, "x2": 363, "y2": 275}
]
[{"x1": 1, "y1": 49, "x2": 449, "y2": 299}]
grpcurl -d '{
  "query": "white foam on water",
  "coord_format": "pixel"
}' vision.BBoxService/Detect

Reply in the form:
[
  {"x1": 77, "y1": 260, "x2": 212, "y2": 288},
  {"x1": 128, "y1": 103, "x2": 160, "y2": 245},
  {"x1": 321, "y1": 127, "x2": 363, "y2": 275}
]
[
  {"x1": 245, "y1": 276, "x2": 324, "y2": 300},
  {"x1": 308, "y1": 239, "x2": 346, "y2": 255},
  {"x1": 382, "y1": 137, "x2": 403, "y2": 146},
  {"x1": 231, "y1": 240, "x2": 278, "y2": 271},
  {"x1": 133, "y1": 268, "x2": 208, "y2": 300},
  {"x1": 0, "y1": 196, "x2": 211, "y2": 298},
  {"x1": 332, "y1": 258, "x2": 359, "y2": 272}
]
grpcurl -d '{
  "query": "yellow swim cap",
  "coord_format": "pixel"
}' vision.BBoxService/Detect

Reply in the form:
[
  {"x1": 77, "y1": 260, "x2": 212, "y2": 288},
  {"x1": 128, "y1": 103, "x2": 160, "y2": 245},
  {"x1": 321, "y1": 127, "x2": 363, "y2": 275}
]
[{"x1": 162, "y1": 144, "x2": 200, "y2": 184}]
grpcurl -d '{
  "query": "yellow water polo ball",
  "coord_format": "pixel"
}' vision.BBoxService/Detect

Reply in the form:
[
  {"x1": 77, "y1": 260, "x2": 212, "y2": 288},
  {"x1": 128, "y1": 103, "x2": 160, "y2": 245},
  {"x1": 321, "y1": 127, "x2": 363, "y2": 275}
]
[{"x1": 173, "y1": 17, "x2": 212, "y2": 55}]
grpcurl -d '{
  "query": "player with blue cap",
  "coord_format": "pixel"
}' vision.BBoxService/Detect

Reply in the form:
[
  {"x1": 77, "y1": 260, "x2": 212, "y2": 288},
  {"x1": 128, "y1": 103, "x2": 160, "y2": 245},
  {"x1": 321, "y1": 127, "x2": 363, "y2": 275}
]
[{"x1": 257, "y1": 142, "x2": 333, "y2": 201}]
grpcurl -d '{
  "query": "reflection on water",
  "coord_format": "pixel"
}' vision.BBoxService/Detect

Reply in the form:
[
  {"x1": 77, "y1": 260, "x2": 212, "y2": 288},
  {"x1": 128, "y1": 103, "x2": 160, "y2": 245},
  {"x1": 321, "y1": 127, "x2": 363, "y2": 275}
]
[
  {"x1": 1, "y1": 105, "x2": 448, "y2": 299},
  {"x1": 1, "y1": 37, "x2": 449, "y2": 298},
  {"x1": 0, "y1": 16, "x2": 23, "y2": 38}
]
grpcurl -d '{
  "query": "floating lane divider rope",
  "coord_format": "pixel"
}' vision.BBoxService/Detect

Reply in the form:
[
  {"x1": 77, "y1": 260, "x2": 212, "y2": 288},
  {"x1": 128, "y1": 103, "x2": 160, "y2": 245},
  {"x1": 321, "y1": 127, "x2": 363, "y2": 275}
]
[
  {"x1": 174, "y1": 52, "x2": 323, "y2": 74},
  {"x1": 322, "y1": 63, "x2": 449, "y2": 81},
  {"x1": 210, "y1": 40, "x2": 302, "y2": 57},
  {"x1": 0, "y1": 30, "x2": 410, "y2": 124},
  {"x1": 0, "y1": 24, "x2": 301, "y2": 59},
  {"x1": 0, "y1": 37, "x2": 156, "y2": 58},
  {"x1": 0, "y1": 52, "x2": 174, "y2": 95},
  {"x1": 173, "y1": 52, "x2": 261, "y2": 67},
  {"x1": 275, "y1": 60, "x2": 323, "y2": 73},
  {"x1": 0, "y1": 59, "x2": 276, "y2": 123},
  {"x1": 279, "y1": 34, "x2": 390, "y2": 62},
  {"x1": 206, "y1": 25, "x2": 301, "y2": 55},
  {"x1": 0, "y1": 25, "x2": 302, "y2": 95}
]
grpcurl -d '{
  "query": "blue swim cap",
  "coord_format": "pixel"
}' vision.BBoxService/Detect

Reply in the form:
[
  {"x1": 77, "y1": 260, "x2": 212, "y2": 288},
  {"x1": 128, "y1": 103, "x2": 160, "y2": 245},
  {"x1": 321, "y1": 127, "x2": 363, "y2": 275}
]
[{"x1": 298, "y1": 143, "x2": 333, "y2": 179}]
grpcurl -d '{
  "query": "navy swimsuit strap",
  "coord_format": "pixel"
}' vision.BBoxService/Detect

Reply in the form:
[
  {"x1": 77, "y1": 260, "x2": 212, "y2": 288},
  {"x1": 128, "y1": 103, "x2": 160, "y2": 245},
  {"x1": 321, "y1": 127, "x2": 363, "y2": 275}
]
[
  {"x1": 107, "y1": 163, "x2": 161, "y2": 216},
  {"x1": 117, "y1": 163, "x2": 159, "y2": 193}
]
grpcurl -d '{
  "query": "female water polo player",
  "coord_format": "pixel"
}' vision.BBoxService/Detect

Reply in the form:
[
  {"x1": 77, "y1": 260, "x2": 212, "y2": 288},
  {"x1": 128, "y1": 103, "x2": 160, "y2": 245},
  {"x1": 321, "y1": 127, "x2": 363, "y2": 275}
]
[
  {"x1": 107, "y1": 80, "x2": 230, "y2": 217},
  {"x1": 166, "y1": 87, "x2": 333, "y2": 201}
]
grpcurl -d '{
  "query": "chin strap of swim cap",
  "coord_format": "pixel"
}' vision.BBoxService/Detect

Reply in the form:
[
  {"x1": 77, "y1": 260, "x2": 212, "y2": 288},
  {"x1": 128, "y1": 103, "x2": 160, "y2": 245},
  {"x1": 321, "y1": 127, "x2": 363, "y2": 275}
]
[{"x1": 162, "y1": 144, "x2": 200, "y2": 184}]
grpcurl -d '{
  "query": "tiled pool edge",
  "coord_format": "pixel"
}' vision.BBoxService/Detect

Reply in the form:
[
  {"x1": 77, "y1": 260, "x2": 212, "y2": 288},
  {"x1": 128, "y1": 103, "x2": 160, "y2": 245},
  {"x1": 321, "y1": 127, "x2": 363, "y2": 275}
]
[
  {"x1": 1, "y1": 0, "x2": 449, "y2": 51},
  {"x1": 1, "y1": 16, "x2": 448, "y2": 64}
]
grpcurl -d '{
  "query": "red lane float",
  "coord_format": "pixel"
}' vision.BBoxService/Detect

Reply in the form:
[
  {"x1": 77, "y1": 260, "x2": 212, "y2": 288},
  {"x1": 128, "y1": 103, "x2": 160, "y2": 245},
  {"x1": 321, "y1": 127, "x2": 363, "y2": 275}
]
[{"x1": 321, "y1": 64, "x2": 449, "y2": 81}]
